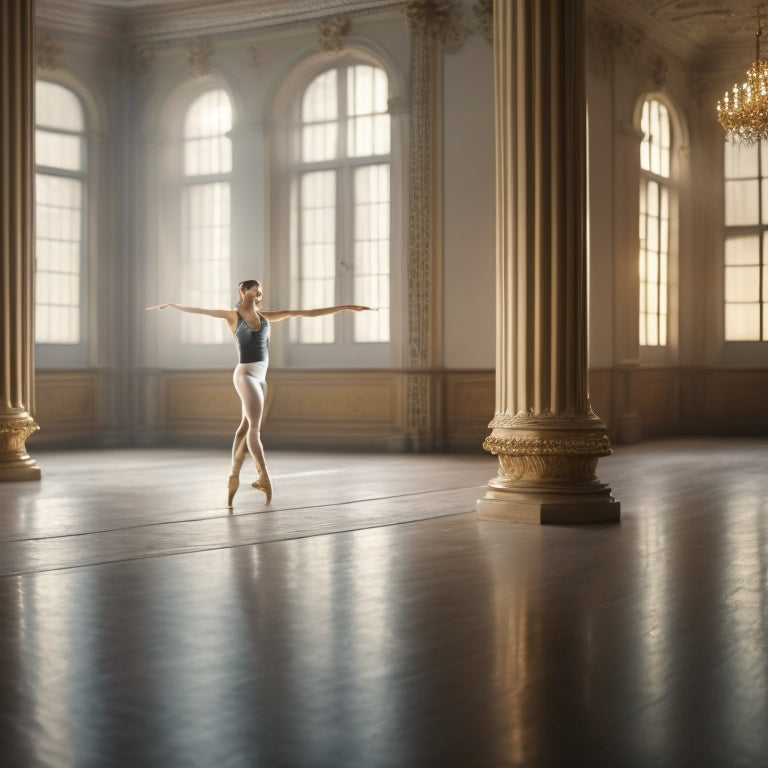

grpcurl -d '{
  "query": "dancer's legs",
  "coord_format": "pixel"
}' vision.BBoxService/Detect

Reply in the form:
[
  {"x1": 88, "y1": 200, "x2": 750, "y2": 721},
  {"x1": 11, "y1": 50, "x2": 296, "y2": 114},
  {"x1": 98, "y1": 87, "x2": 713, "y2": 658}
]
[
  {"x1": 231, "y1": 364, "x2": 271, "y2": 504},
  {"x1": 230, "y1": 377, "x2": 266, "y2": 474}
]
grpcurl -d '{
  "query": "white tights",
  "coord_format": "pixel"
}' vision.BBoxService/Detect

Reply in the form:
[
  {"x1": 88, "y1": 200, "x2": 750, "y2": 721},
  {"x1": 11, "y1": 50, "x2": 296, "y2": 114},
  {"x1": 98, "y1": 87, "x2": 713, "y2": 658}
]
[{"x1": 231, "y1": 362, "x2": 268, "y2": 478}]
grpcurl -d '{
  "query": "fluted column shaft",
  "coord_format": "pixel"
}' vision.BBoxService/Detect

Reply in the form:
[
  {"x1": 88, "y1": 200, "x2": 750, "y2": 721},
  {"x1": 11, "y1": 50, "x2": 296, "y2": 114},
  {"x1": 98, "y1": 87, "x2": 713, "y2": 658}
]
[
  {"x1": 477, "y1": 0, "x2": 618, "y2": 523},
  {"x1": 0, "y1": 0, "x2": 41, "y2": 481}
]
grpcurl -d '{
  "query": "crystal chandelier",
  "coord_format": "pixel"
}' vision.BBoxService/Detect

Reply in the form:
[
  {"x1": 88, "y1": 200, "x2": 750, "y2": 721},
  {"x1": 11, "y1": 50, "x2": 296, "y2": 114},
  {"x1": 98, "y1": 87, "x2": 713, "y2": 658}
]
[{"x1": 717, "y1": 11, "x2": 768, "y2": 145}]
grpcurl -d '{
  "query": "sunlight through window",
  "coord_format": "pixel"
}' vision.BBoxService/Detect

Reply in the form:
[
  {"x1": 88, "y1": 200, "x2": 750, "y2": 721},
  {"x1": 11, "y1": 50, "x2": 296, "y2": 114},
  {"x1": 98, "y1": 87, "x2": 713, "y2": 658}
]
[
  {"x1": 182, "y1": 89, "x2": 233, "y2": 344},
  {"x1": 35, "y1": 81, "x2": 86, "y2": 344},
  {"x1": 291, "y1": 63, "x2": 391, "y2": 346},
  {"x1": 639, "y1": 99, "x2": 670, "y2": 347}
]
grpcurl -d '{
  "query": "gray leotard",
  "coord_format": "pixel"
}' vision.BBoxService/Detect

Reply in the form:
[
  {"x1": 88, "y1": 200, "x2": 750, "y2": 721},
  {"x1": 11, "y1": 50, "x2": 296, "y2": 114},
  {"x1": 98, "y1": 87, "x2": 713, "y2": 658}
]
[{"x1": 234, "y1": 312, "x2": 270, "y2": 364}]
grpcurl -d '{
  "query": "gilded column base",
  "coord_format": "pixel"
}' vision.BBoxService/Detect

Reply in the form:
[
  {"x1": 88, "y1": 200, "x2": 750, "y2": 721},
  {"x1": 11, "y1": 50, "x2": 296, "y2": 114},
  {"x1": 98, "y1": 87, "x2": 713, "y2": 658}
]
[
  {"x1": 0, "y1": 415, "x2": 41, "y2": 482},
  {"x1": 477, "y1": 415, "x2": 620, "y2": 524}
]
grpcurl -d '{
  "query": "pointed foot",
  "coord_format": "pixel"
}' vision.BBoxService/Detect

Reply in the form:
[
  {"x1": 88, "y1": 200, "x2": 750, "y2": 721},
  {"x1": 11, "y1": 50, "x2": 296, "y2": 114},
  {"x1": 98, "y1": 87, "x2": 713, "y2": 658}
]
[{"x1": 252, "y1": 475, "x2": 272, "y2": 505}]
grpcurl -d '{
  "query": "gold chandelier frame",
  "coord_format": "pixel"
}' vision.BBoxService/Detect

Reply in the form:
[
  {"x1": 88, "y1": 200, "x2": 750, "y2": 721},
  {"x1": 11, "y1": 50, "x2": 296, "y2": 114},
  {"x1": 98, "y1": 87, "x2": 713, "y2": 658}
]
[{"x1": 717, "y1": 9, "x2": 768, "y2": 146}]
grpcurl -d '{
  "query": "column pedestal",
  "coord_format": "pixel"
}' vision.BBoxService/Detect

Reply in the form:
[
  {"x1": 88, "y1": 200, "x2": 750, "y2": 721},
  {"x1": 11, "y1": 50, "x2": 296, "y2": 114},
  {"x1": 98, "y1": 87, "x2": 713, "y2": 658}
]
[
  {"x1": 477, "y1": 416, "x2": 617, "y2": 524},
  {"x1": 0, "y1": 418, "x2": 41, "y2": 482}
]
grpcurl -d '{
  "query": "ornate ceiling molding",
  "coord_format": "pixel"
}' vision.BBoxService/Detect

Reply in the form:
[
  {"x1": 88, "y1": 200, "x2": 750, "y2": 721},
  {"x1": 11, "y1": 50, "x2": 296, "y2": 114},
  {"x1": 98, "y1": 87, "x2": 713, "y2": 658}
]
[{"x1": 37, "y1": 0, "x2": 406, "y2": 42}]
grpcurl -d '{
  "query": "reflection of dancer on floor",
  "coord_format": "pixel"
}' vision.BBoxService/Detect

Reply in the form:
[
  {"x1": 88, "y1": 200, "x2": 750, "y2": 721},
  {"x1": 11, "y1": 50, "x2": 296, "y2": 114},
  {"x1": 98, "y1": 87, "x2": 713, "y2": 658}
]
[{"x1": 147, "y1": 279, "x2": 373, "y2": 508}]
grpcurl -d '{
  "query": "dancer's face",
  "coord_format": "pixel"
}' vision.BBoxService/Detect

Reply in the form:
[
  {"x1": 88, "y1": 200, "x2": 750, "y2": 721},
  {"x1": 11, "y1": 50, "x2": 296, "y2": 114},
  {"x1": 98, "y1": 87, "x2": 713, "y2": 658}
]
[{"x1": 243, "y1": 283, "x2": 263, "y2": 305}]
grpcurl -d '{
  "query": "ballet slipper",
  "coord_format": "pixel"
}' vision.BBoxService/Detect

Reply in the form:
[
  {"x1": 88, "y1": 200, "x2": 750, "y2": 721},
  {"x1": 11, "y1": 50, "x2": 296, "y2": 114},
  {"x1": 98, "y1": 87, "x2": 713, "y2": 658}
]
[
  {"x1": 227, "y1": 473, "x2": 240, "y2": 508},
  {"x1": 252, "y1": 474, "x2": 272, "y2": 505}
]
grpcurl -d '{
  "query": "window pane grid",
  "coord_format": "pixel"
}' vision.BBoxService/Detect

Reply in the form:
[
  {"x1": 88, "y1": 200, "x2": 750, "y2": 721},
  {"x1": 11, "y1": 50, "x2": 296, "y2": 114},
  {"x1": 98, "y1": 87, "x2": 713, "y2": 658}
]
[
  {"x1": 182, "y1": 89, "x2": 233, "y2": 344},
  {"x1": 182, "y1": 182, "x2": 231, "y2": 344},
  {"x1": 724, "y1": 142, "x2": 768, "y2": 340},
  {"x1": 639, "y1": 170, "x2": 669, "y2": 347},
  {"x1": 641, "y1": 99, "x2": 671, "y2": 178},
  {"x1": 34, "y1": 81, "x2": 86, "y2": 346},
  {"x1": 293, "y1": 63, "x2": 391, "y2": 348},
  {"x1": 292, "y1": 171, "x2": 336, "y2": 343},
  {"x1": 353, "y1": 164, "x2": 390, "y2": 341}
]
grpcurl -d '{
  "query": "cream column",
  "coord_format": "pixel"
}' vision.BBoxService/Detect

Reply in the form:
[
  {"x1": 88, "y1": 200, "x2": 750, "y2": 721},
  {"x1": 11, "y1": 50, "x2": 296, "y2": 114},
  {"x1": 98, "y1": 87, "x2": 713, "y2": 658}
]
[
  {"x1": 0, "y1": 0, "x2": 41, "y2": 481},
  {"x1": 477, "y1": 0, "x2": 619, "y2": 523}
]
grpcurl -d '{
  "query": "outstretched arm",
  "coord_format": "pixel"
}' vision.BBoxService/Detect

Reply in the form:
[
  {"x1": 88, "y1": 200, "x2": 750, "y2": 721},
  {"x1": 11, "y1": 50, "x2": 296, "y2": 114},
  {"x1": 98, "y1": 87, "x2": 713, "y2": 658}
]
[
  {"x1": 146, "y1": 303, "x2": 238, "y2": 329},
  {"x1": 261, "y1": 305, "x2": 375, "y2": 323}
]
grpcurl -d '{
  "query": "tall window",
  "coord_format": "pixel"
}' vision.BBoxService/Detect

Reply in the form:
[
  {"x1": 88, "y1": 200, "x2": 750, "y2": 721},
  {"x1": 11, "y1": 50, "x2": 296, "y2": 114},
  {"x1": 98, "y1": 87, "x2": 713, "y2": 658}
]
[
  {"x1": 182, "y1": 89, "x2": 232, "y2": 344},
  {"x1": 723, "y1": 141, "x2": 768, "y2": 341},
  {"x1": 639, "y1": 99, "x2": 671, "y2": 347},
  {"x1": 290, "y1": 62, "x2": 391, "y2": 346},
  {"x1": 35, "y1": 81, "x2": 86, "y2": 344}
]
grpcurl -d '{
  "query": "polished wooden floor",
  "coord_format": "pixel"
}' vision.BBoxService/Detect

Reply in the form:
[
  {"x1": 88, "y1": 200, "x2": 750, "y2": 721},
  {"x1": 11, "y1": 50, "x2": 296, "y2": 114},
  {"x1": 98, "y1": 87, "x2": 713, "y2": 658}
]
[{"x1": 1, "y1": 438, "x2": 767, "y2": 767}]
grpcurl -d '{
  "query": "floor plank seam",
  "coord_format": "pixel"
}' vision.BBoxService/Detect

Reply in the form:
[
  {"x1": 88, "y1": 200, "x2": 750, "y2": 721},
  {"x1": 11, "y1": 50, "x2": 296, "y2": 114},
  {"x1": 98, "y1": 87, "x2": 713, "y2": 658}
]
[
  {"x1": 0, "y1": 485, "x2": 487, "y2": 545},
  {"x1": 0, "y1": 508, "x2": 477, "y2": 578}
]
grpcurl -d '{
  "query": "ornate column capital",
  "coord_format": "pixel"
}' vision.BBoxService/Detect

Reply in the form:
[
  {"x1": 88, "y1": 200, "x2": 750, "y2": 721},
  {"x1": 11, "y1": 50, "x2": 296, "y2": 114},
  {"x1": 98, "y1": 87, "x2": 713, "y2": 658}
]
[{"x1": 404, "y1": 0, "x2": 465, "y2": 48}]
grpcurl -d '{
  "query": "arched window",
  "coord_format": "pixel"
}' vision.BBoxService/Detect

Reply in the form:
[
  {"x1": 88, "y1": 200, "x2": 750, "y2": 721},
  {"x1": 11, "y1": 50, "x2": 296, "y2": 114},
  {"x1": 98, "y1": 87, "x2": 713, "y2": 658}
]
[
  {"x1": 35, "y1": 81, "x2": 86, "y2": 346},
  {"x1": 639, "y1": 98, "x2": 671, "y2": 347},
  {"x1": 181, "y1": 88, "x2": 232, "y2": 344},
  {"x1": 289, "y1": 61, "x2": 391, "y2": 354},
  {"x1": 723, "y1": 141, "x2": 768, "y2": 341}
]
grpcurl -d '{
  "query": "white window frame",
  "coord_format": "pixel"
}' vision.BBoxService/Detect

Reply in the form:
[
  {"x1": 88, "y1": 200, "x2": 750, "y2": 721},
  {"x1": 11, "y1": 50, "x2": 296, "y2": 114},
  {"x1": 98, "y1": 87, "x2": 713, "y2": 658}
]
[
  {"x1": 722, "y1": 140, "x2": 768, "y2": 346},
  {"x1": 637, "y1": 94, "x2": 680, "y2": 365},
  {"x1": 34, "y1": 79, "x2": 89, "y2": 368},
  {"x1": 179, "y1": 87, "x2": 234, "y2": 347},
  {"x1": 269, "y1": 50, "x2": 404, "y2": 369}
]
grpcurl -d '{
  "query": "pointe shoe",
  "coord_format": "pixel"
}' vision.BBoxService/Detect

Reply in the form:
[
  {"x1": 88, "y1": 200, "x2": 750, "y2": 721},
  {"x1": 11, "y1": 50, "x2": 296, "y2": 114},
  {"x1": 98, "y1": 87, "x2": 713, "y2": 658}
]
[
  {"x1": 226, "y1": 473, "x2": 240, "y2": 508},
  {"x1": 252, "y1": 475, "x2": 272, "y2": 505}
]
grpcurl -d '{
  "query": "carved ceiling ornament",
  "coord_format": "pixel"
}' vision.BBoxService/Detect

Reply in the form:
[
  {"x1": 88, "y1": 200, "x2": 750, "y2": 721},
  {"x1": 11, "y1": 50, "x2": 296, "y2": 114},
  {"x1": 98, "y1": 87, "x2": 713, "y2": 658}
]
[
  {"x1": 586, "y1": 12, "x2": 645, "y2": 78},
  {"x1": 37, "y1": 33, "x2": 58, "y2": 71},
  {"x1": 245, "y1": 43, "x2": 261, "y2": 67},
  {"x1": 316, "y1": 15, "x2": 350, "y2": 54},
  {"x1": 649, "y1": 53, "x2": 668, "y2": 88},
  {"x1": 403, "y1": 0, "x2": 465, "y2": 49},
  {"x1": 472, "y1": 0, "x2": 492, "y2": 44},
  {"x1": 129, "y1": 44, "x2": 154, "y2": 79},
  {"x1": 186, "y1": 36, "x2": 214, "y2": 77}
]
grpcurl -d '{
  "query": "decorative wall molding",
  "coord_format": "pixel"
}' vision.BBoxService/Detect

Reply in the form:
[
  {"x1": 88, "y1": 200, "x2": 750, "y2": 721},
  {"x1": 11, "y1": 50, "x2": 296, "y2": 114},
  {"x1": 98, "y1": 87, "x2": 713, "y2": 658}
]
[
  {"x1": 316, "y1": 15, "x2": 350, "y2": 54},
  {"x1": 586, "y1": 13, "x2": 644, "y2": 78},
  {"x1": 472, "y1": 0, "x2": 492, "y2": 44},
  {"x1": 37, "y1": 0, "x2": 406, "y2": 43},
  {"x1": 186, "y1": 36, "x2": 214, "y2": 77},
  {"x1": 245, "y1": 43, "x2": 261, "y2": 67},
  {"x1": 649, "y1": 53, "x2": 668, "y2": 88},
  {"x1": 36, "y1": 32, "x2": 58, "y2": 70},
  {"x1": 403, "y1": 0, "x2": 465, "y2": 49}
]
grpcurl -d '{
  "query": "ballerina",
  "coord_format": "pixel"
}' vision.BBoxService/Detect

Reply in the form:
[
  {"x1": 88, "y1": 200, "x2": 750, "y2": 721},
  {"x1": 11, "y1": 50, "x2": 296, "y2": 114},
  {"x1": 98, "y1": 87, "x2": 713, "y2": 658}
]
[{"x1": 147, "y1": 279, "x2": 373, "y2": 508}]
